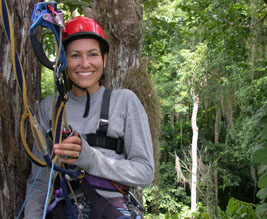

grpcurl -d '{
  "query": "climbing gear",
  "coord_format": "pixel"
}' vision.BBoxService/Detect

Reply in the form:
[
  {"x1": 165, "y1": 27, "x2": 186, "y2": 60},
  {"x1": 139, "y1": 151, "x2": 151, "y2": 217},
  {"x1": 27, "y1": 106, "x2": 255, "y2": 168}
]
[
  {"x1": 82, "y1": 89, "x2": 125, "y2": 154},
  {"x1": 30, "y1": 2, "x2": 66, "y2": 71},
  {"x1": 50, "y1": 88, "x2": 125, "y2": 153},
  {"x1": 0, "y1": 0, "x2": 81, "y2": 176},
  {"x1": 85, "y1": 174, "x2": 129, "y2": 192},
  {"x1": 47, "y1": 88, "x2": 145, "y2": 218},
  {"x1": 0, "y1": 1, "x2": 83, "y2": 218},
  {"x1": 63, "y1": 16, "x2": 109, "y2": 54},
  {"x1": 79, "y1": 179, "x2": 124, "y2": 219}
]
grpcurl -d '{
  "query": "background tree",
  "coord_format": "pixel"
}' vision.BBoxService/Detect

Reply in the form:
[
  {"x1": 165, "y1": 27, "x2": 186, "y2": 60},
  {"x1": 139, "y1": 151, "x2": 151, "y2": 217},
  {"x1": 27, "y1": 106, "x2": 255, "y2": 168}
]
[
  {"x1": 0, "y1": 0, "x2": 41, "y2": 218},
  {"x1": 142, "y1": 0, "x2": 266, "y2": 218}
]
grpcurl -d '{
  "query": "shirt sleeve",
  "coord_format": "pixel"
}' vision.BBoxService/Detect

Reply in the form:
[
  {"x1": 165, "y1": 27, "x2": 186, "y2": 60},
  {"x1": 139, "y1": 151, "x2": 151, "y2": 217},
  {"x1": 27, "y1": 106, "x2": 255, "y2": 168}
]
[{"x1": 74, "y1": 90, "x2": 154, "y2": 187}]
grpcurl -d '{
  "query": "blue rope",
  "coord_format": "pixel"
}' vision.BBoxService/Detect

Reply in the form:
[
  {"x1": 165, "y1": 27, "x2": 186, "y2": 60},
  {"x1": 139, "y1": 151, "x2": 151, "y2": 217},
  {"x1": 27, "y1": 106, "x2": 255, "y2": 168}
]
[
  {"x1": 43, "y1": 162, "x2": 55, "y2": 219},
  {"x1": 16, "y1": 167, "x2": 42, "y2": 219}
]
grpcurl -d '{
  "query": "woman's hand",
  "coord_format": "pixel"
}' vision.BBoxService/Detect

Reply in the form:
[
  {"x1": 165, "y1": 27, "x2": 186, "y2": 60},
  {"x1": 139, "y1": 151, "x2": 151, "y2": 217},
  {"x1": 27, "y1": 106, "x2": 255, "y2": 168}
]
[{"x1": 53, "y1": 132, "x2": 82, "y2": 164}]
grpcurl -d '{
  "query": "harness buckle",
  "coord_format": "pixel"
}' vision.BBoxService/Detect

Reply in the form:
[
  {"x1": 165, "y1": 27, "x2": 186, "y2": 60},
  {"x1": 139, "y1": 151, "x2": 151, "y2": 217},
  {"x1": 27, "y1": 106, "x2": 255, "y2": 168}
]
[{"x1": 97, "y1": 119, "x2": 109, "y2": 133}]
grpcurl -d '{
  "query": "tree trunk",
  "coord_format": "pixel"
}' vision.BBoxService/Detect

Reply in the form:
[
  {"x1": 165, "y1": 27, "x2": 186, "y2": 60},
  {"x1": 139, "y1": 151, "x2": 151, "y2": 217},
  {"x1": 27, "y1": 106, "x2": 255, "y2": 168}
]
[
  {"x1": 213, "y1": 104, "x2": 221, "y2": 218},
  {"x1": 0, "y1": 0, "x2": 41, "y2": 218},
  {"x1": 190, "y1": 90, "x2": 199, "y2": 218},
  {"x1": 84, "y1": 0, "x2": 143, "y2": 89}
]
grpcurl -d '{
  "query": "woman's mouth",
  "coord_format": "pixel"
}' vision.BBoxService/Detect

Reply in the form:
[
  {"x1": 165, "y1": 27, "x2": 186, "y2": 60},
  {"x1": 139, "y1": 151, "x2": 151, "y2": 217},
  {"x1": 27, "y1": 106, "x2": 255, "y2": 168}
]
[{"x1": 77, "y1": 71, "x2": 94, "y2": 76}]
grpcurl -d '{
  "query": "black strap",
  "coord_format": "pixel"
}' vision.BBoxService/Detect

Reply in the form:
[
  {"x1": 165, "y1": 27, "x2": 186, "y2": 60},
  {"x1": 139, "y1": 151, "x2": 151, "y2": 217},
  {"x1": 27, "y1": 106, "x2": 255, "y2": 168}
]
[
  {"x1": 85, "y1": 88, "x2": 124, "y2": 154},
  {"x1": 85, "y1": 133, "x2": 124, "y2": 154},
  {"x1": 98, "y1": 89, "x2": 112, "y2": 134},
  {"x1": 80, "y1": 179, "x2": 124, "y2": 219}
]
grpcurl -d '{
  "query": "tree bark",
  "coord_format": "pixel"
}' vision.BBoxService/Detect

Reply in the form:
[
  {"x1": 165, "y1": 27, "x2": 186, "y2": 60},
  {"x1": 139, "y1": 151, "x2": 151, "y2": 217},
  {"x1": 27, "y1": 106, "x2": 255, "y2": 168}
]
[
  {"x1": 84, "y1": 0, "x2": 143, "y2": 89},
  {"x1": 213, "y1": 104, "x2": 221, "y2": 219},
  {"x1": 190, "y1": 89, "x2": 199, "y2": 218},
  {"x1": 0, "y1": 0, "x2": 41, "y2": 218}
]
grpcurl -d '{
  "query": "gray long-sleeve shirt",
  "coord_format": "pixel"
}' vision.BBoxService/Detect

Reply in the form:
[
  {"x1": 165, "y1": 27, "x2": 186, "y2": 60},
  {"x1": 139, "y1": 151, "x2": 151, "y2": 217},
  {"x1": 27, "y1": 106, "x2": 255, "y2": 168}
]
[{"x1": 24, "y1": 86, "x2": 154, "y2": 218}]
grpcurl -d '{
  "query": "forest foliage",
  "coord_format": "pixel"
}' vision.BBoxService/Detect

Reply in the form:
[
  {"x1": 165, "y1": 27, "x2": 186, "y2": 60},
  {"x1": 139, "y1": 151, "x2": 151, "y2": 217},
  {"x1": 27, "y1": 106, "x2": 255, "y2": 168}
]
[
  {"x1": 141, "y1": 0, "x2": 267, "y2": 218},
  {"x1": 41, "y1": 0, "x2": 267, "y2": 218}
]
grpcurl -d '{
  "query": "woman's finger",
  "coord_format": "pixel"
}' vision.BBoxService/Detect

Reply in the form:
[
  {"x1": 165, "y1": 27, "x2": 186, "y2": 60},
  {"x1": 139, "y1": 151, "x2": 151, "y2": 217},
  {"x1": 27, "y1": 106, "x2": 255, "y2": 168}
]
[
  {"x1": 54, "y1": 142, "x2": 81, "y2": 152},
  {"x1": 54, "y1": 148, "x2": 79, "y2": 157}
]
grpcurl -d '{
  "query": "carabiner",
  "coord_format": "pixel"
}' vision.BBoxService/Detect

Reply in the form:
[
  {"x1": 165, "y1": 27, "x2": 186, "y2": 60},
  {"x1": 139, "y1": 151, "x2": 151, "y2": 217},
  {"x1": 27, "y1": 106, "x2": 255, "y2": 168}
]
[{"x1": 29, "y1": 2, "x2": 66, "y2": 71}]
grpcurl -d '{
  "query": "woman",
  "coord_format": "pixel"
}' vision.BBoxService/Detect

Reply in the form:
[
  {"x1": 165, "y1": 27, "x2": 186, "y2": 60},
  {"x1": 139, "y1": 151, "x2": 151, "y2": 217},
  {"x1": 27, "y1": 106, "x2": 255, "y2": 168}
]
[{"x1": 24, "y1": 16, "x2": 154, "y2": 219}]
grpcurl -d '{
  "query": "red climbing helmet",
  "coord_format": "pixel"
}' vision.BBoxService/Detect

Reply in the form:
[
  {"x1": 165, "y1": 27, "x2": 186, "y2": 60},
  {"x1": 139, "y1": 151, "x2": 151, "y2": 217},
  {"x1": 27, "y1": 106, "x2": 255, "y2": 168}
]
[{"x1": 63, "y1": 16, "x2": 109, "y2": 53}]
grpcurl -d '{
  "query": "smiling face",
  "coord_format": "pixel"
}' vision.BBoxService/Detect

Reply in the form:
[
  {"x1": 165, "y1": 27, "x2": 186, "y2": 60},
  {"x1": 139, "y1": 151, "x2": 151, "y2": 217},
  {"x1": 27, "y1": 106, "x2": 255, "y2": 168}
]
[{"x1": 66, "y1": 38, "x2": 107, "y2": 96}]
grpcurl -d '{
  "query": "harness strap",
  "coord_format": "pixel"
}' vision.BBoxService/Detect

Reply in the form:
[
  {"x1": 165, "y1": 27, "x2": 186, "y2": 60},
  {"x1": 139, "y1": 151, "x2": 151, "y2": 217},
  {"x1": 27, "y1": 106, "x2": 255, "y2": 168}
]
[
  {"x1": 85, "y1": 134, "x2": 124, "y2": 154},
  {"x1": 86, "y1": 88, "x2": 124, "y2": 154},
  {"x1": 85, "y1": 174, "x2": 128, "y2": 192},
  {"x1": 80, "y1": 179, "x2": 124, "y2": 219},
  {"x1": 98, "y1": 88, "x2": 112, "y2": 134}
]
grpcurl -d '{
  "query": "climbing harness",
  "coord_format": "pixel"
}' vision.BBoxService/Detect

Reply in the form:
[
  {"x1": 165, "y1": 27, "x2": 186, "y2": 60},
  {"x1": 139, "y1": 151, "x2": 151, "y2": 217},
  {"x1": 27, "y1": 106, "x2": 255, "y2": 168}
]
[
  {"x1": 46, "y1": 88, "x2": 144, "y2": 218},
  {"x1": 82, "y1": 89, "x2": 124, "y2": 154}
]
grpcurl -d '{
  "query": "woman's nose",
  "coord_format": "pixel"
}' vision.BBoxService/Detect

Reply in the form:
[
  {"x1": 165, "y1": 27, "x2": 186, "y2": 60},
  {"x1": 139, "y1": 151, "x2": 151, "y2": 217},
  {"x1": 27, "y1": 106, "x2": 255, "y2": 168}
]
[{"x1": 80, "y1": 56, "x2": 90, "y2": 68}]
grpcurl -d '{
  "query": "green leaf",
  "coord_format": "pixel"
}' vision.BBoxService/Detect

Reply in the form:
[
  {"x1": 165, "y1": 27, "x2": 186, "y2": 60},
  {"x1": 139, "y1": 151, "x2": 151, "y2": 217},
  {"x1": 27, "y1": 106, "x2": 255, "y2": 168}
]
[
  {"x1": 256, "y1": 203, "x2": 267, "y2": 217},
  {"x1": 259, "y1": 165, "x2": 267, "y2": 175},
  {"x1": 252, "y1": 149, "x2": 267, "y2": 165},
  {"x1": 259, "y1": 174, "x2": 267, "y2": 189},
  {"x1": 256, "y1": 188, "x2": 267, "y2": 200},
  {"x1": 261, "y1": 127, "x2": 267, "y2": 140}
]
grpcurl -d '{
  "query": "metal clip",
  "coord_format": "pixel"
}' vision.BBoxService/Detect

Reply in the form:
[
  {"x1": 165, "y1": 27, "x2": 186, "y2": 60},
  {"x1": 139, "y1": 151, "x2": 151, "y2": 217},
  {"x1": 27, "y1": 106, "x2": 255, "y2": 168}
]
[{"x1": 126, "y1": 191, "x2": 145, "y2": 212}]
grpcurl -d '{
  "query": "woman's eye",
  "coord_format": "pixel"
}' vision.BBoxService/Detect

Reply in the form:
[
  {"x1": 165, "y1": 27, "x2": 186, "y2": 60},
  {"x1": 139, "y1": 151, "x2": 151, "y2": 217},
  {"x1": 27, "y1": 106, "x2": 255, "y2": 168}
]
[
  {"x1": 71, "y1": 54, "x2": 79, "y2": 58},
  {"x1": 90, "y1": 53, "x2": 99, "y2": 57}
]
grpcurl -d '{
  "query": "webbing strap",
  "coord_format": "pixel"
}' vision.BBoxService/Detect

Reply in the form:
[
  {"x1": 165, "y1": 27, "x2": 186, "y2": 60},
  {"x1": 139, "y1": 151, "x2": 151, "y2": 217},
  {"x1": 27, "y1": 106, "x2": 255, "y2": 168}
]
[
  {"x1": 80, "y1": 179, "x2": 124, "y2": 219},
  {"x1": 81, "y1": 88, "x2": 124, "y2": 154},
  {"x1": 98, "y1": 89, "x2": 112, "y2": 134},
  {"x1": 61, "y1": 176, "x2": 76, "y2": 218},
  {"x1": 85, "y1": 133, "x2": 124, "y2": 154}
]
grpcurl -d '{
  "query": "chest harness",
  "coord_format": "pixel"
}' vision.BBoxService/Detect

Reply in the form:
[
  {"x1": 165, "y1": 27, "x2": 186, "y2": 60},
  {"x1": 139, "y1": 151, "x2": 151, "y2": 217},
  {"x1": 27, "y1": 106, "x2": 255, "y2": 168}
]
[
  {"x1": 48, "y1": 89, "x2": 144, "y2": 219},
  {"x1": 1, "y1": 1, "x2": 143, "y2": 218}
]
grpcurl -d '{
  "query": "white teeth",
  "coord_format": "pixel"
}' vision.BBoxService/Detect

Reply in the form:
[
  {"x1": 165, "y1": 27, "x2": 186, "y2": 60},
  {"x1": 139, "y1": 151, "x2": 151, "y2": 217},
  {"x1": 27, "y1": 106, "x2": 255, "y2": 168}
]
[{"x1": 78, "y1": 72, "x2": 93, "y2": 76}]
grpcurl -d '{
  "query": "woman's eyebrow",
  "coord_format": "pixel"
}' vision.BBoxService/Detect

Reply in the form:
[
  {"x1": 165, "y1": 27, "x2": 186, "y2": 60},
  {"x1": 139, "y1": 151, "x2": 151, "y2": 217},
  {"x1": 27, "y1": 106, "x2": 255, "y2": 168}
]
[{"x1": 69, "y1": 48, "x2": 100, "y2": 53}]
